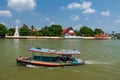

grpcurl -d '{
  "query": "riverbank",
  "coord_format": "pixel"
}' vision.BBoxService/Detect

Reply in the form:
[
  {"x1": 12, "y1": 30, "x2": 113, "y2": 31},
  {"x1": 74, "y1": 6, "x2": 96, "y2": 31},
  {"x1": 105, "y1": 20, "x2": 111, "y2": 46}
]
[
  {"x1": 5, "y1": 36, "x2": 64, "y2": 39},
  {"x1": 5, "y1": 36, "x2": 111, "y2": 40}
]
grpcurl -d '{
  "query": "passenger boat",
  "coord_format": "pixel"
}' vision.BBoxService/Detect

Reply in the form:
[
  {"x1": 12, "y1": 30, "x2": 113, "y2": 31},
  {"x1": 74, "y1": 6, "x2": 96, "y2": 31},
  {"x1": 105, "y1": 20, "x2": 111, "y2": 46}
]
[{"x1": 16, "y1": 47, "x2": 85, "y2": 67}]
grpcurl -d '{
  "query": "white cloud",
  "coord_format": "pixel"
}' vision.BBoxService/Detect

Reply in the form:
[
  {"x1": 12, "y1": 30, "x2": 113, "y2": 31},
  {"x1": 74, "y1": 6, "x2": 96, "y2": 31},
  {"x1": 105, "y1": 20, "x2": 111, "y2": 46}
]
[
  {"x1": 101, "y1": 11, "x2": 110, "y2": 16},
  {"x1": 81, "y1": 1, "x2": 92, "y2": 9},
  {"x1": 45, "y1": 18, "x2": 51, "y2": 21},
  {"x1": 82, "y1": 8, "x2": 96, "y2": 14},
  {"x1": 0, "y1": 10, "x2": 12, "y2": 17},
  {"x1": 60, "y1": 6, "x2": 65, "y2": 10},
  {"x1": 7, "y1": 0, "x2": 36, "y2": 11},
  {"x1": 16, "y1": 20, "x2": 21, "y2": 24},
  {"x1": 81, "y1": 2, "x2": 96, "y2": 14},
  {"x1": 45, "y1": 18, "x2": 59, "y2": 25},
  {"x1": 114, "y1": 19, "x2": 120, "y2": 23},
  {"x1": 49, "y1": 22, "x2": 59, "y2": 26},
  {"x1": 70, "y1": 15, "x2": 79, "y2": 21},
  {"x1": 74, "y1": 24, "x2": 82, "y2": 30},
  {"x1": 66, "y1": 1, "x2": 96, "y2": 14},
  {"x1": 67, "y1": 2, "x2": 81, "y2": 9}
]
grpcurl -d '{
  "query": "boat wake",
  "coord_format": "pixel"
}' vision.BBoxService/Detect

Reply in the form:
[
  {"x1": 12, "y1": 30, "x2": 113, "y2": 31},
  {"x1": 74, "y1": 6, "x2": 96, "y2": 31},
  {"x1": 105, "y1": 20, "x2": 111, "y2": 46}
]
[
  {"x1": 26, "y1": 64, "x2": 40, "y2": 68},
  {"x1": 26, "y1": 64, "x2": 63, "y2": 69},
  {"x1": 84, "y1": 60, "x2": 115, "y2": 65}
]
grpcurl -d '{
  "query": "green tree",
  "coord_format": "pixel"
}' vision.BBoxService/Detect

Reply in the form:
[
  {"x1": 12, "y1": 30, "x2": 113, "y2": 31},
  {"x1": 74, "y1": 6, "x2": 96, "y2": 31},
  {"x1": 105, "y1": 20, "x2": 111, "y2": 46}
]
[
  {"x1": 0, "y1": 24, "x2": 7, "y2": 38},
  {"x1": 39, "y1": 24, "x2": 62, "y2": 36},
  {"x1": 19, "y1": 24, "x2": 30, "y2": 36},
  {"x1": 74, "y1": 30, "x2": 80, "y2": 36},
  {"x1": 49, "y1": 24, "x2": 62, "y2": 36},
  {"x1": 39, "y1": 26, "x2": 51, "y2": 36},
  {"x1": 7, "y1": 28, "x2": 15, "y2": 36},
  {"x1": 94, "y1": 28, "x2": 104, "y2": 35},
  {"x1": 79, "y1": 26, "x2": 94, "y2": 36}
]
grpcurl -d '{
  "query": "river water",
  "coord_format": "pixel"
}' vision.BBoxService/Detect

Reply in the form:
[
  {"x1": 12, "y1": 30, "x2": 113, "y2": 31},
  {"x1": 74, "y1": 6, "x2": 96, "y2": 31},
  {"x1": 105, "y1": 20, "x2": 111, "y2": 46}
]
[{"x1": 0, "y1": 39, "x2": 120, "y2": 80}]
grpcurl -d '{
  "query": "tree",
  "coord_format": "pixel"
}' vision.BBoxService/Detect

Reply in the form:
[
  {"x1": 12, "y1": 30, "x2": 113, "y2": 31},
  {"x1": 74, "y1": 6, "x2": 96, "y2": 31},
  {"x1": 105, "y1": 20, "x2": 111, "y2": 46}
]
[
  {"x1": 39, "y1": 26, "x2": 51, "y2": 36},
  {"x1": 19, "y1": 24, "x2": 30, "y2": 36},
  {"x1": 0, "y1": 24, "x2": 7, "y2": 38},
  {"x1": 7, "y1": 28, "x2": 15, "y2": 36},
  {"x1": 39, "y1": 24, "x2": 63, "y2": 36},
  {"x1": 49, "y1": 24, "x2": 62, "y2": 36},
  {"x1": 74, "y1": 30, "x2": 80, "y2": 36},
  {"x1": 79, "y1": 26, "x2": 94, "y2": 36},
  {"x1": 114, "y1": 33, "x2": 120, "y2": 39},
  {"x1": 94, "y1": 28, "x2": 104, "y2": 35}
]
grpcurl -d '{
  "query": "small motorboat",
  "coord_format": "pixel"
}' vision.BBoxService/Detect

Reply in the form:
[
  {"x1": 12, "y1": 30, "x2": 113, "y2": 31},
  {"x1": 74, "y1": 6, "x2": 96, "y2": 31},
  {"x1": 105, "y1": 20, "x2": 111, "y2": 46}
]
[{"x1": 16, "y1": 47, "x2": 85, "y2": 67}]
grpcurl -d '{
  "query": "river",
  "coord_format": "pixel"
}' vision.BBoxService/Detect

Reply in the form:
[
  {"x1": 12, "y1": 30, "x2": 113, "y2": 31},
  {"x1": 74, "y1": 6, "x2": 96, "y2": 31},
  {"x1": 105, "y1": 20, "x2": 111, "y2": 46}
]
[{"x1": 0, "y1": 39, "x2": 120, "y2": 80}]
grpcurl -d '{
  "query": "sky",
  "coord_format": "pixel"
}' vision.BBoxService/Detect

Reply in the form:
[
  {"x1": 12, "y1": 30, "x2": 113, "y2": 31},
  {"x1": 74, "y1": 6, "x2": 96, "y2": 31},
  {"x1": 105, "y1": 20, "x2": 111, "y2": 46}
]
[{"x1": 0, "y1": 0, "x2": 120, "y2": 33}]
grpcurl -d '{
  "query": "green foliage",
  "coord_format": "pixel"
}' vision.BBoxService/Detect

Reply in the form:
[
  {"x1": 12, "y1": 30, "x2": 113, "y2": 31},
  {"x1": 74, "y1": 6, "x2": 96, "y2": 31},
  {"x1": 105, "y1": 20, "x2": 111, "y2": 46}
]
[
  {"x1": 79, "y1": 26, "x2": 94, "y2": 36},
  {"x1": 0, "y1": 24, "x2": 7, "y2": 38},
  {"x1": 39, "y1": 26, "x2": 51, "y2": 36},
  {"x1": 49, "y1": 24, "x2": 62, "y2": 36},
  {"x1": 7, "y1": 28, "x2": 15, "y2": 36},
  {"x1": 19, "y1": 24, "x2": 30, "y2": 36},
  {"x1": 94, "y1": 28, "x2": 104, "y2": 35},
  {"x1": 74, "y1": 30, "x2": 80, "y2": 36},
  {"x1": 39, "y1": 24, "x2": 62, "y2": 36},
  {"x1": 0, "y1": 23, "x2": 106, "y2": 37},
  {"x1": 115, "y1": 33, "x2": 120, "y2": 39}
]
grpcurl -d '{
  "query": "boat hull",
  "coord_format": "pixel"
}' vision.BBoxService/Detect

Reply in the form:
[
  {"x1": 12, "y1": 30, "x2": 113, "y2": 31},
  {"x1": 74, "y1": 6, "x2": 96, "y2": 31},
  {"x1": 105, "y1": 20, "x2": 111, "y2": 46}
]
[{"x1": 16, "y1": 56, "x2": 84, "y2": 67}]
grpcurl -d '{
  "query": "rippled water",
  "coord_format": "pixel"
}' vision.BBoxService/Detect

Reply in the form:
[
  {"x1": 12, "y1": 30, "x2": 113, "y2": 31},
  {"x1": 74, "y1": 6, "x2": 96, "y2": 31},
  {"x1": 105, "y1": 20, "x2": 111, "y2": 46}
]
[{"x1": 0, "y1": 39, "x2": 120, "y2": 80}]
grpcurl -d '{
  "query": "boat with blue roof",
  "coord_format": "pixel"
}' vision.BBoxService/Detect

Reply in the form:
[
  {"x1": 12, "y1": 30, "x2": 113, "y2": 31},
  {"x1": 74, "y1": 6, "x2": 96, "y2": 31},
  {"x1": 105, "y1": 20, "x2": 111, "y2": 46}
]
[{"x1": 16, "y1": 47, "x2": 85, "y2": 67}]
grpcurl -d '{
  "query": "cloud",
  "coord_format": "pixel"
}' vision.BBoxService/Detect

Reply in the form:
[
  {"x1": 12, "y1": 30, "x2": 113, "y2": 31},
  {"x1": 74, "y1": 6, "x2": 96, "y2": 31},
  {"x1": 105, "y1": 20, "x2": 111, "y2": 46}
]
[
  {"x1": 81, "y1": 1, "x2": 92, "y2": 9},
  {"x1": 70, "y1": 15, "x2": 79, "y2": 21},
  {"x1": 45, "y1": 18, "x2": 59, "y2": 26},
  {"x1": 74, "y1": 24, "x2": 82, "y2": 30},
  {"x1": 82, "y1": 8, "x2": 96, "y2": 14},
  {"x1": 7, "y1": 0, "x2": 36, "y2": 11},
  {"x1": 49, "y1": 22, "x2": 59, "y2": 26},
  {"x1": 66, "y1": 1, "x2": 96, "y2": 14},
  {"x1": 16, "y1": 20, "x2": 21, "y2": 24},
  {"x1": 101, "y1": 11, "x2": 110, "y2": 16},
  {"x1": 60, "y1": 6, "x2": 65, "y2": 10},
  {"x1": 0, "y1": 10, "x2": 12, "y2": 17},
  {"x1": 114, "y1": 19, "x2": 120, "y2": 23},
  {"x1": 45, "y1": 18, "x2": 51, "y2": 21},
  {"x1": 67, "y1": 2, "x2": 81, "y2": 9}
]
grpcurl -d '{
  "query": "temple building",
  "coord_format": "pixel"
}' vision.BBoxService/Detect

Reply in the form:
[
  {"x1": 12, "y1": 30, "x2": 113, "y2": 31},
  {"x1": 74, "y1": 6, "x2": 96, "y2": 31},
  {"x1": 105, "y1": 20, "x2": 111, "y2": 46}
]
[{"x1": 62, "y1": 27, "x2": 76, "y2": 36}]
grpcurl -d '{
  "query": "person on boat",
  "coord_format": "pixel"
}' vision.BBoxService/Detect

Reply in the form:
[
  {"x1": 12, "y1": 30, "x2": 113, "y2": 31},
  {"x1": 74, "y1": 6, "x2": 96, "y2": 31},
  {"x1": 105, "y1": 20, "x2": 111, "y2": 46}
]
[
  {"x1": 56, "y1": 56, "x2": 61, "y2": 62},
  {"x1": 60, "y1": 55, "x2": 71, "y2": 62}
]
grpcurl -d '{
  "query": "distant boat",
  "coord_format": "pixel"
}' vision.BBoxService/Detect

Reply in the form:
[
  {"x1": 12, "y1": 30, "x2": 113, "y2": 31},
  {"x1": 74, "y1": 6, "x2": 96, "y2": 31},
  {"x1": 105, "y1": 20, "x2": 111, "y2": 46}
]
[{"x1": 16, "y1": 47, "x2": 85, "y2": 67}]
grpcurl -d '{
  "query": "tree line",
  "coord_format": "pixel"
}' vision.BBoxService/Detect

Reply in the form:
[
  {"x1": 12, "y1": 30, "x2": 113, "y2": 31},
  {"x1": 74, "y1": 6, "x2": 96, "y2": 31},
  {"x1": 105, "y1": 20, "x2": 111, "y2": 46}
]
[{"x1": 0, "y1": 23, "x2": 115, "y2": 38}]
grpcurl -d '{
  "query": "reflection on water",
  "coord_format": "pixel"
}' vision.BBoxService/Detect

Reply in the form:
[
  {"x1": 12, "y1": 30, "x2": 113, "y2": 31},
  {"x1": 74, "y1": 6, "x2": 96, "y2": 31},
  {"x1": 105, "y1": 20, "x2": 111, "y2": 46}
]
[
  {"x1": 13, "y1": 39, "x2": 20, "y2": 48},
  {"x1": 0, "y1": 39, "x2": 120, "y2": 80}
]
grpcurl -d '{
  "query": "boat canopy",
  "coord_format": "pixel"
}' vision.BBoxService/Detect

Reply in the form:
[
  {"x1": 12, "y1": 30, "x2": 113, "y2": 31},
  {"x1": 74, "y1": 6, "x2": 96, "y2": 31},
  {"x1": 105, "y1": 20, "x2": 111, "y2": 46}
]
[{"x1": 28, "y1": 47, "x2": 81, "y2": 55}]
